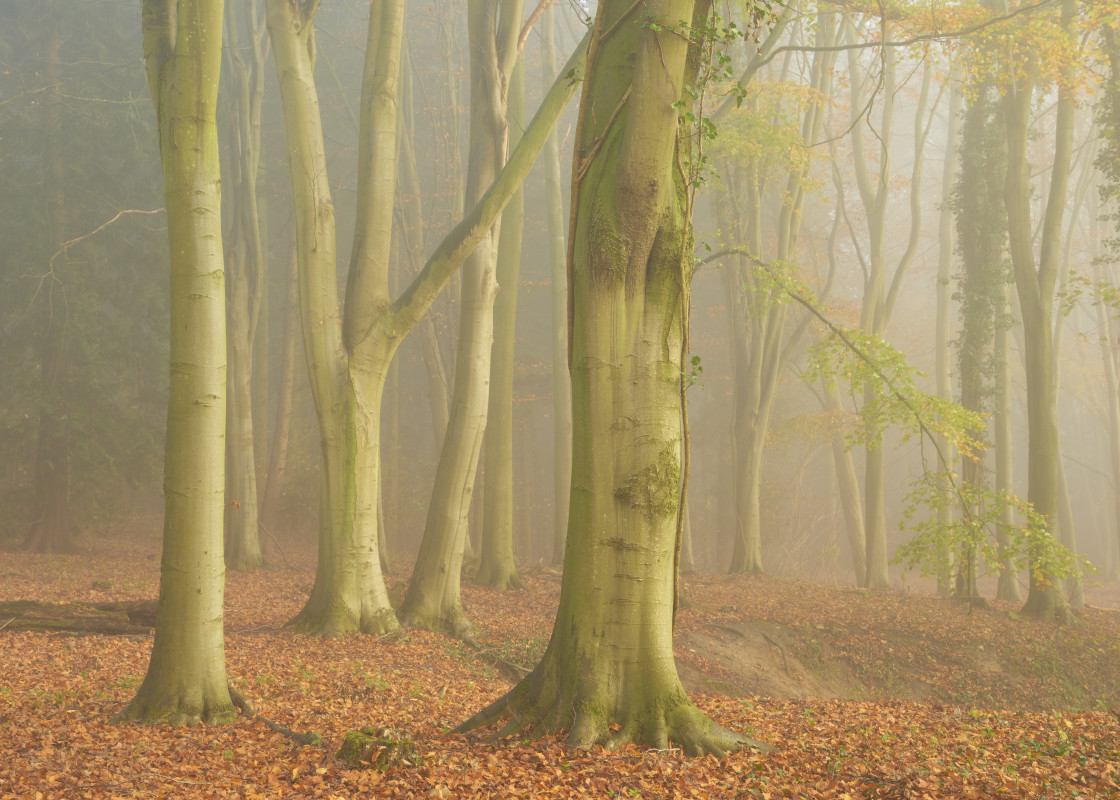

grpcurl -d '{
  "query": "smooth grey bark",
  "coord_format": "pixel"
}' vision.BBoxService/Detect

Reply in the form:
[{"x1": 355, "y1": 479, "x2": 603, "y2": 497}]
[
  {"x1": 221, "y1": 0, "x2": 267, "y2": 571},
  {"x1": 542, "y1": 2, "x2": 572, "y2": 567},
  {"x1": 477, "y1": 59, "x2": 527, "y2": 591},
  {"x1": 1003, "y1": 0, "x2": 1076, "y2": 622},
  {"x1": 399, "y1": 0, "x2": 525, "y2": 636},
  {"x1": 117, "y1": 0, "x2": 239, "y2": 725},
  {"x1": 26, "y1": 5, "x2": 73, "y2": 555}
]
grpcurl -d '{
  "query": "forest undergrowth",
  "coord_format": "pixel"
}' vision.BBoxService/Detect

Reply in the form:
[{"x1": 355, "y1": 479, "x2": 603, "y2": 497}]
[{"x1": 1, "y1": 524, "x2": 1118, "y2": 799}]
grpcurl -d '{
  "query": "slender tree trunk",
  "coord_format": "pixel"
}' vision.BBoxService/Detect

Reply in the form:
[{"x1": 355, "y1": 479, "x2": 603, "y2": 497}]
[
  {"x1": 259, "y1": 244, "x2": 298, "y2": 545},
  {"x1": 221, "y1": 0, "x2": 268, "y2": 571},
  {"x1": 1003, "y1": 0, "x2": 1076, "y2": 622},
  {"x1": 399, "y1": 0, "x2": 524, "y2": 636},
  {"x1": 993, "y1": 281, "x2": 1022, "y2": 601},
  {"x1": 117, "y1": 0, "x2": 238, "y2": 725},
  {"x1": 542, "y1": 3, "x2": 572, "y2": 567},
  {"x1": 27, "y1": 8, "x2": 72, "y2": 555},
  {"x1": 934, "y1": 79, "x2": 959, "y2": 597},
  {"x1": 477, "y1": 59, "x2": 526, "y2": 591},
  {"x1": 458, "y1": 0, "x2": 765, "y2": 756}
]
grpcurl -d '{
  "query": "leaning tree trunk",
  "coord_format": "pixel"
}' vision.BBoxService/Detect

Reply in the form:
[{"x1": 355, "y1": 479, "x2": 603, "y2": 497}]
[
  {"x1": 457, "y1": 0, "x2": 766, "y2": 756},
  {"x1": 116, "y1": 0, "x2": 239, "y2": 725}
]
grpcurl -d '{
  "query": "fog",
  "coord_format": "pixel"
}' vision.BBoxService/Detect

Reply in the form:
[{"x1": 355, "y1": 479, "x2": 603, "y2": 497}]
[{"x1": 3, "y1": 0, "x2": 1118, "y2": 604}]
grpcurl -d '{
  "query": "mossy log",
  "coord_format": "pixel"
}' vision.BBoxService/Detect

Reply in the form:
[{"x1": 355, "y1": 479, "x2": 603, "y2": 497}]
[
  {"x1": 336, "y1": 727, "x2": 422, "y2": 770},
  {"x1": 0, "y1": 599, "x2": 158, "y2": 635}
]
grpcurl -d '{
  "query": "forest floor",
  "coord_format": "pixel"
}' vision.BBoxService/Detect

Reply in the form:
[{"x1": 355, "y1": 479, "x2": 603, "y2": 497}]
[{"x1": 1, "y1": 525, "x2": 1118, "y2": 799}]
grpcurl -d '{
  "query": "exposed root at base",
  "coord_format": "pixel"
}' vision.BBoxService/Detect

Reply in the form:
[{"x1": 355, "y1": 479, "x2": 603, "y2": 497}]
[
  {"x1": 455, "y1": 675, "x2": 771, "y2": 757},
  {"x1": 112, "y1": 685, "x2": 242, "y2": 727}
]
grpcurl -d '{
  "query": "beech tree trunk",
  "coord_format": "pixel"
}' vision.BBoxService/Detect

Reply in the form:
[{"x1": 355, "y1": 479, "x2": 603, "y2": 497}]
[
  {"x1": 116, "y1": 0, "x2": 238, "y2": 725},
  {"x1": 26, "y1": 8, "x2": 73, "y2": 556},
  {"x1": 222, "y1": 0, "x2": 268, "y2": 571},
  {"x1": 477, "y1": 60, "x2": 527, "y2": 591},
  {"x1": 1003, "y1": 0, "x2": 1076, "y2": 622},
  {"x1": 268, "y1": 0, "x2": 588, "y2": 638},
  {"x1": 399, "y1": 0, "x2": 524, "y2": 636},
  {"x1": 542, "y1": 3, "x2": 572, "y2": 567},
  {"x1": 458, "y1": 0, "x2": 765, "y2": 755}
]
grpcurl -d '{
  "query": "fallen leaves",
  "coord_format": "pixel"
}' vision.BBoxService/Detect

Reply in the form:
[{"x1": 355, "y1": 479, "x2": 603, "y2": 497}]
[{"x1": 0, "y1": 528, "x2": 1117, "y2": 798}]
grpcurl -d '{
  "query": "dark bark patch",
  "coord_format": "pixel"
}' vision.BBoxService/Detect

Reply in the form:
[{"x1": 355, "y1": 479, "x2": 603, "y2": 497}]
[{"x1": 613, "y1": 449, "x2": 680, "y2": 522}]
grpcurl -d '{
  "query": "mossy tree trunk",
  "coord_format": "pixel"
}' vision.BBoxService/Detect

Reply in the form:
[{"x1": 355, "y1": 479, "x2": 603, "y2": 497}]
[
  {"x1": 954, "y1": 78, "x2": 1005, "y2": 602},
  {"x1": 268, "y1": 0, "x2": 588, "y2": 637},
  {"x1": 399, "y1": 0, "x2": 524, "y2": 637},
  {"x1": 221, "y1": 0, "x2": 268, "y2": 571},
  {"x1": 116, "y1": 0, "x2": 238, "y2": 725},
  {"x1": 457, "y1": 0, "x2": 764, "y2": 755}
]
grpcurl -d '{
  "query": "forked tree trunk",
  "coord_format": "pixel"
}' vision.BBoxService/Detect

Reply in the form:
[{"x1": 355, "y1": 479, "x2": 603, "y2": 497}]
[
  {"x1": 458, "y1": 0, "x2": 766, "y2": 755},
  {"x1": 268, "y1": 0, "x2": 589, "y2": 638},
  {"x1": 116, "y1": 0, "x2": 238, "y2": 725},
  {"x1": 1003, "y1": 0, "x2": 1076, "y2": 622}
]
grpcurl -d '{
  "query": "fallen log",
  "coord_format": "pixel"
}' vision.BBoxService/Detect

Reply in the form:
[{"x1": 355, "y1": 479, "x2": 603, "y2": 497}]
[{"x1": 0, "y1": 599, "x2": 158, "y2": 635}]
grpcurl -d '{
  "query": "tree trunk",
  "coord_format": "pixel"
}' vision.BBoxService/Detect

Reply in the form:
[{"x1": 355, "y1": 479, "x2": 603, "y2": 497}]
[
  {"x1": 268, "y1": 0, "x2": 588, "y2": 638},
  {"x1": 267, "y1": 0, "x2": 401, "y2": 637},
  {"x1": 26, "y1": 4, "x2": 73, "y2": 556},
  {"x1": 399, "y1": 0, "x2": 523, "y2": 636},
  {"x1": 221, "y1": 0, "x2": 268, "y2": 571},
  {"x1": 258, "y1": 244, "x2": 298, "y2": 545},
  {"x1": 477, "y1": 59, "x2": 527, "y2": 591},
  {"x1": 1003, "y1": 0, "x2": 1076, "y2": 622},
  {"x1": 542, "y1": 3, "x2": 572, "y2": 567},
  {"x1": 993, "y1": 281, "x2": 1022, "y2": 601},
  {"x1": 116, "y1": 0, "x2": 238, "y2": 725},
  {"x1": 934, "y1": 79, "x2": 960, "y2": 597},
  {"x1": 458, "y1": 0, "x2": 765, "y2": 755}
]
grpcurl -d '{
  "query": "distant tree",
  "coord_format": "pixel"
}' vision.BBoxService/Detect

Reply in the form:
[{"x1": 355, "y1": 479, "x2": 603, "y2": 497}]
[
  {"x1": 477, "y1": 59, "x2": 528, "y2": 592},
  {"x1": 1002, "y1": 0, "x2": 1078, "y2": 621},
  {"x1": 116, "y1": 0, "x2": 240, "y2": 725},
  {"x1": 953, "y1": 76, "x2": 1008, "y2": 602},
  {"x1": 540, "y1": 4, "x2": 573, "y2": 567},
  {"x1": 220, "y1": 0, "x2": 268, "y2": 571},
  {"x1": 843, "y1": 20, "x2": 938, "y2": 589}
]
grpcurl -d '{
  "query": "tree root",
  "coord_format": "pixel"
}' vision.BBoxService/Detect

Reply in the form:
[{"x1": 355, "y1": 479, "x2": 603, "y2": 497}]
[
  {"x1": 233, "y1": 689, "x2": 323, "y2": 746},
  {"x1": 455, "y1": 666, "x2": 771, "y2": 757}
]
